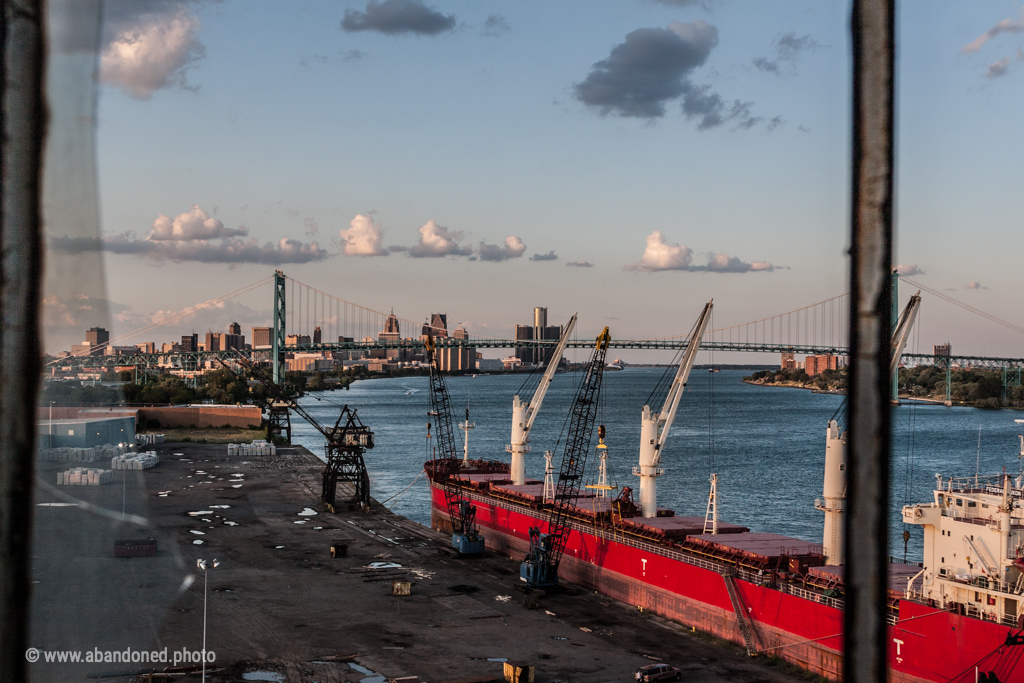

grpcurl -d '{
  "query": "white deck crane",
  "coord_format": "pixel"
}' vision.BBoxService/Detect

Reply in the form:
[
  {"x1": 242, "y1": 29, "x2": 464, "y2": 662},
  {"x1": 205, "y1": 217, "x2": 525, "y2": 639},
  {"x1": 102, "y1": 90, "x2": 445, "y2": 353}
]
[
  {"x1": 507, "y1": 314, "x2": 578, "y2": 486},
  {"x1": 817, "y1": 291, "x2": 922, "y2": 565},
  {"x1": 635, "y1": 301, "x2": 714, "y2": 519}
]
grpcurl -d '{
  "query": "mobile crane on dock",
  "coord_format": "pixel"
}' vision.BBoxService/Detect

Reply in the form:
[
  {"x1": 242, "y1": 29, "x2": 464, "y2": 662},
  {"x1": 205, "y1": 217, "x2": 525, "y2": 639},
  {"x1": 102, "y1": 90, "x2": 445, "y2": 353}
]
[
  {"x1": 521, "y1": 326, "x2": 612, "y2": 587},
  {"x1": 425, "y1": 334, "x2": 485, "y2": 556},
  {"x1": 217, "y1": 354, "x2": 374, "y2": 510}
]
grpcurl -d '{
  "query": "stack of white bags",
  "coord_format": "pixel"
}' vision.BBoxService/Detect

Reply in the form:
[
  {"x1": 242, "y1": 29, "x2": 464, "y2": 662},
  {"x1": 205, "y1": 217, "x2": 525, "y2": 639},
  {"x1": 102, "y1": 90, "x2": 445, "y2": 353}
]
[
  {"x1": 111, "y1": 451, "x2": 159, "y2": 470},
  {"x1": 39, "y1": 444, "x2": 129, "y2": 463},
  {"x1": 135, "y1": 433, "x2": 165, "y2": 446},
  {"x1": 57, "y1": 468, "x2": 113, "y2": 486},
  {"x1": 227, "y1": 440, "x2": 276, "y2": 456}
]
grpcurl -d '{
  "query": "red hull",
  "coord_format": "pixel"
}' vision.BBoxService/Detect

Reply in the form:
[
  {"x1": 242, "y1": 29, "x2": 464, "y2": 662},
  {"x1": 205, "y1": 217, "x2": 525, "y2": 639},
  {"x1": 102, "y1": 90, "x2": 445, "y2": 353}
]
[{"x1": 429, "y1": 482, "x2": 1024, "y2": 682}]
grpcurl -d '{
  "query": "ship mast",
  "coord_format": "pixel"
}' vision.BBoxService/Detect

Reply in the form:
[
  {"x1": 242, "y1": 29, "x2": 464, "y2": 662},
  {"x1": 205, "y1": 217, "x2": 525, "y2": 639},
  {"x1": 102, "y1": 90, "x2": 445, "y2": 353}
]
[
  {"x1": 816, "y1": 291, "x2": 921, "y2": 565},
  {"x1": 507, "y1": 314, "x2": 577, "y2": 485},
  {"x1": 635, "y1": 301, "x2": 714, "y2": 519}
]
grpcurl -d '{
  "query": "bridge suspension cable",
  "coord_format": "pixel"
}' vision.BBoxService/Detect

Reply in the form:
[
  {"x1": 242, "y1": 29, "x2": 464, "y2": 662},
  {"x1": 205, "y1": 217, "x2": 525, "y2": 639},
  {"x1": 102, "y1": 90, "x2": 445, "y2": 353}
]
[{"x1": 900, "y1": 277, "x2": 1024, "y2": 337}]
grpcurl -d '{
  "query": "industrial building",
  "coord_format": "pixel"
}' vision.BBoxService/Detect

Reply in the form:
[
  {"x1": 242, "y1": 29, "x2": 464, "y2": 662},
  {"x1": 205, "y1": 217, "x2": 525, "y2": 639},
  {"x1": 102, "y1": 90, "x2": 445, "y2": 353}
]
[{"x1": 38, "y1": 415, "x2": 135, "y2": 449}]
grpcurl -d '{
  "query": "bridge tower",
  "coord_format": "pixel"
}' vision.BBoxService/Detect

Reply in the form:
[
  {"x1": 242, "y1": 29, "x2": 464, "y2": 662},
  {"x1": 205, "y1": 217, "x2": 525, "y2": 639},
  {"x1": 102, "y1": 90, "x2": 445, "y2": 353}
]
[{"x1": 272, "y1": 270, "x2": 286, "y2": 385}]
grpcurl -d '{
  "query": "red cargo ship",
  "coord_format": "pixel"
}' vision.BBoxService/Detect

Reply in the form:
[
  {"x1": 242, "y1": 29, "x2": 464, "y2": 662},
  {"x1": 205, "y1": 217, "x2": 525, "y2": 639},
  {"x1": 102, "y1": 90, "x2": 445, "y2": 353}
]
[
  {"x1": 425, "y1": 458, "x2": 1024, "y2": 682},
  {"x1": 422, "y1": 301, "x2": 1024, "y2": 681}
]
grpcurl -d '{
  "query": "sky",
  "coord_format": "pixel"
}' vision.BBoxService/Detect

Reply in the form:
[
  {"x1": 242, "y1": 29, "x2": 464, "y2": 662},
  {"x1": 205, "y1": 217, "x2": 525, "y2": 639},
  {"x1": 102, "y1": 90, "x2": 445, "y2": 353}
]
[{"x1": 40, "y1": 0, "x2": 1024, "y2": 360}]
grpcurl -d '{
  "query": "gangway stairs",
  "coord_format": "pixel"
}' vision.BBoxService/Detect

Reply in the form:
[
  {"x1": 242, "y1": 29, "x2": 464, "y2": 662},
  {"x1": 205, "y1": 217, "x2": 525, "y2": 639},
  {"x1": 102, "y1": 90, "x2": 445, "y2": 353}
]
[{"x1": 721, "y1": 571, "x2": 759, "y2": 656}]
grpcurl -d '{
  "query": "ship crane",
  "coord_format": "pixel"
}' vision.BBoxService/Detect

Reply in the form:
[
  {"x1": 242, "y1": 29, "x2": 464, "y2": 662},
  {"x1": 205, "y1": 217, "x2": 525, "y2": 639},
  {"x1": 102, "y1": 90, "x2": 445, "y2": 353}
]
[
  {"x1": 634, "y1": 301, "x2": 714, "y2": 519},
  {"x1": 521, "y1": 327, "x2": 612, "y2": 587},
  {"x1": 817, "y1": 291, "x2": 922, "y2": 565},
  {"x1": 425, "y1": 334, "x2": 485, "y2": 556},
  {"x1": 507, "y1": 314, "x2": 578, "y2": 485}
]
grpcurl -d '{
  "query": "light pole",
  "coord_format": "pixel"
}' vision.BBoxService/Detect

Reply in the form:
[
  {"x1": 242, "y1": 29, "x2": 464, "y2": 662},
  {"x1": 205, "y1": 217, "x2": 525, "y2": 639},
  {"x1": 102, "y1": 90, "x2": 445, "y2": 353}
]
[{"x1": 196, "y1": 558, "x2": 219, "y2": 681}]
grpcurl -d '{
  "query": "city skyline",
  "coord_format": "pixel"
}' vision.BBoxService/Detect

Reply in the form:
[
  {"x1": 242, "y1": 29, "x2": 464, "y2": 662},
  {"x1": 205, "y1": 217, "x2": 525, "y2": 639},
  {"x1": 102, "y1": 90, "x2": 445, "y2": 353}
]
[{"x1": 41, "y1": 1, "x2": 1024, "y2": 360}]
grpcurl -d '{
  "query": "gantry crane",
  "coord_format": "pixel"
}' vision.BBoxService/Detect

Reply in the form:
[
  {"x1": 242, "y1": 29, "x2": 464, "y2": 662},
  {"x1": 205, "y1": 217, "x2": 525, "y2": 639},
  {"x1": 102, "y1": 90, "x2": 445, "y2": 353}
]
[
  {"x1": 425, "y1": 334, "x2": 485, "y2": 556},
  {"x1": 217, "y1": 355, "x2": 373, "y2": 510},
  {"x1": 508, "y1": 314, "x2": 578, "y2": 485},
  {"x1": 521, "y1": 326, "x2": 612, "y2": 587},
  {"x1": 636, "y1": 301, "x2": 714, "y2": 519}
]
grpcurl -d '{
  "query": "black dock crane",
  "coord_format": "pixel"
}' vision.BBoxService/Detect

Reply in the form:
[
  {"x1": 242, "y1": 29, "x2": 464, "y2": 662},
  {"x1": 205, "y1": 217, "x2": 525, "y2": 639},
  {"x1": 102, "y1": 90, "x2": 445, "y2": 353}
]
[
  {"x1": 217, "y1": 355, "x2": 373, "y2": 510},
  {"x1": 425, "y1": 334, "x2": 485, "y2": 556},
  {"x1": 521, "y1": 326, "x2": 612, "y2": 587}
]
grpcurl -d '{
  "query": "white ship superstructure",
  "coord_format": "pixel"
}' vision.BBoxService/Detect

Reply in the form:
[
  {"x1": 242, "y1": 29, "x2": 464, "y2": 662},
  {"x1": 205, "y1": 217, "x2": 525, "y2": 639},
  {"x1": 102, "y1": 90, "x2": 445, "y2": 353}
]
[{"x1": 902, "y1": 471, "x2": 1024, "y2": 627}]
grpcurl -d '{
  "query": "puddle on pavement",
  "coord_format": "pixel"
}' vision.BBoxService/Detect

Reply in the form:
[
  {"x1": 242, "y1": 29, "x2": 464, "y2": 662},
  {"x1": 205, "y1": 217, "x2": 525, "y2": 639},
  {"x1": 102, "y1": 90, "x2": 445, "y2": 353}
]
[
  {"x1": 297, "y1": 508, "x2": 317, "y2": 516},
  {"x1": 241, "y1": 673, "x2": 285, "y2": 682},
  {"x1": 189, "y1": 530, "x2": 205, "y2": 535},
  {"x1": 348, "y1": 663, "x2": 385, "y2": 683},
  {"x1": 225, "y1": 521, "x2": 239, "y2": 526},
  {"x1": 188, "y1": 511, "x2": 214, "y2": 516},
  {"x1": 192, "y1": 540, "x2": 203, "y2": 545},
  {"x1": 367, "y1": 562, "x2": 402, "y2": 569}
]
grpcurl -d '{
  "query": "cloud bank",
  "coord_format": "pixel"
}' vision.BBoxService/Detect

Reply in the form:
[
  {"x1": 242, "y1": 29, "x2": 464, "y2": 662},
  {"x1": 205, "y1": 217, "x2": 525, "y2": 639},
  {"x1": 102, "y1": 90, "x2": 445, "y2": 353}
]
[
  {"x1": 626, "y1": 232, "x2": 773, "y2": 273},
  {"x1": 478, "y1": 236, "x2": 527, "y2": 262},
  {"x1": 48, "y1": 203, "x2": 327, "y2": 264},
  {"x1": 529, "y1": 251, "x2": 558, "y2": 262},
  {"x1": 894, "y1": 264, "x2": 924, "y2": 276},
  {"x1": 341, "y1": 0, "x2": 456, "y2": 36},
  {"x1": 566, "y1": 261, "x2": 594, "y2": 268},
  {"x1": 408, "y1": 220, "x2": 473, "y2": 257},
  {"x1": 340, "y1": 214, "x2": 388, "y2": 256},
  {"x1": 752, "y1": 32, "x2": 819, "y2": 74},
  {"x1": 100, "y1": 4, "x2": 205, "y2": 99}
]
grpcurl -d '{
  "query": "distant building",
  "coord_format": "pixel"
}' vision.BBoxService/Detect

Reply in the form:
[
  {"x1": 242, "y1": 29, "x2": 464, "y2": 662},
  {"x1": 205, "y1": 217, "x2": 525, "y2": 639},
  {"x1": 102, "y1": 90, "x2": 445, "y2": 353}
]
[
  {"x1": 781, "y1": 350, "x2": 795, "y2": 369},
  {"x1": 205, "y1": 330, "x2": 220, "y2": 352},
  {"x1": 86, "y1": 327, "x2": 109, "y2": 347},
  {"x1": 252, "y1": 327, "x2": 272, "y2": 348},
  {"x1": 380, "y1": 311, "x2": 402, "y2": 362},
  {"x1": 286, "y1": 334, "x2": 311, "y2": 347},
  {"x1": 181, "y1": 333, "x2": 199, "y2": 353},
  {"x1": 933, "y1": 343, "x2": 951, "y2": 363},
  {"x1": 422, "y1": 313, "x2": 448, "y2": 338},
  {"x1": 805, "y1": 354, "x2": 841, "y2": 377},
  {"x1": 476, "y1": 358, "x2": 503, "y2": 372},
  {"x1": 313, "y1": 326, "x2": 322, "y2": 344},
  {"x1": 515, "y1": 307, "x2": 562, "y2": 365},
  {"x1": 440, "y1": 326, "x2": 475, "y2": 372},
  {"x1": 228, "y1": 322, "x2": 241, "y2": 335},
  {"x1": 136, "y1": 342, "x2": 156, "y2": 354}
]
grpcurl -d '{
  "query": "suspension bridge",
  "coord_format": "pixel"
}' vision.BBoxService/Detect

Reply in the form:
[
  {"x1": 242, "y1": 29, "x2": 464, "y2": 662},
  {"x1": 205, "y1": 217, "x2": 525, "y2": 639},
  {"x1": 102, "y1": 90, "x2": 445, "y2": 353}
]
[{"x1": 46, "y1": 271, "x2": 1024, "y2": 385}]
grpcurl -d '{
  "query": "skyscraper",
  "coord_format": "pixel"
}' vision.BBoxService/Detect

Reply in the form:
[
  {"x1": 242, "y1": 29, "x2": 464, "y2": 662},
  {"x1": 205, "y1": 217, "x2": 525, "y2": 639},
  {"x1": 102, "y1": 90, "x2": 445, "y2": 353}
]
[
  {"x1": 86, "y1": 327, "x2": 109, "y2": 347},
  {"x1": 252, "y1": 327, "x2": 272, "y2": 348}
]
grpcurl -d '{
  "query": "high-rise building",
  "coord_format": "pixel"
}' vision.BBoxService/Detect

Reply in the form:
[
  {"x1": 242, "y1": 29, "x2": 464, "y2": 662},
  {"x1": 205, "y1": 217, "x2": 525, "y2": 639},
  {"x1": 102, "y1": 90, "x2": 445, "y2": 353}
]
[
  {"x1": 781, "y1": 350, "x2": 795, "y2": 369},
  {"x1": 181, "y1": 333, "x2": 199, "y2": 353},
  {"x1": 286, "y1": 334, "x2": 311, "y2": 346},
  {"x1": 422, "y1": 313, "x2": 448, "y2": 338},
  {"x1": 313, "y1": 326, "x2": 322, "y2": 344},
  {"x1": 440, "y1": 326, "x2": 476, "y2": 372},
  {"x1": 205, "y1": 331, "x2": 220, "y2": 352},
  {"x1": 86, "y1": 327, "x2": 109, "y2": 347},
  {"x1": 228, "y1": 322, "x2": 241, "y2": 335},
  {"x1": 252, "y1": 327, "x2": 272, "y2": 348},
  {"x1": 515, "y1": 308, "x2": 561, "y2": 365},
  {"x1": 805, "y1": 354, "x2": 841, "y2": 377},
  {"x1": 933, "y1": 343, "x2": 951, "y2": 362}
]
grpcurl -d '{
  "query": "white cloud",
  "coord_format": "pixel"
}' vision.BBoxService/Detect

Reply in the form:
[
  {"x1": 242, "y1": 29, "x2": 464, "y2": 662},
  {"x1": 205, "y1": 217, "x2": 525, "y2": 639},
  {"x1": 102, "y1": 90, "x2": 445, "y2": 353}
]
[
  {"x1": 100, "y1": 9, "x2": 205, "y2": 99},
  {"x1": 408, "y1": 220, "x2": 472, "y2": 258},
  {"x1": 964, "y1": 281, "x2": 987, "y2": 290},
  {"x1": 339, "y1": 214, "x2": 388, "y2": 256},
  {"x1": 149, "y1": 204, "x2": 246, "y2": 241},
  {"x1": 478, "y1": 236, "x2": 527, "y2": 262},
  {"x1": 894, "y1": 264, "x2": 924, "y2": 276},
  {"x1": 625, "y1": 231, "x2": 693, "y2": 271},
  {"x1": 962, "y1": 9, "x2": 1024, "y2": 53}
]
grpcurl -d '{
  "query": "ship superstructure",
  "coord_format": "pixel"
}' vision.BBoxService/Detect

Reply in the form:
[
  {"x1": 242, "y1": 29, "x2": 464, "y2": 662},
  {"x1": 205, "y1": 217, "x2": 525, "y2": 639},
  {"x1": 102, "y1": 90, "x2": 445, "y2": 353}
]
[{"x1": 902, "y1": 472, "x2": 1024, "y2": 628}]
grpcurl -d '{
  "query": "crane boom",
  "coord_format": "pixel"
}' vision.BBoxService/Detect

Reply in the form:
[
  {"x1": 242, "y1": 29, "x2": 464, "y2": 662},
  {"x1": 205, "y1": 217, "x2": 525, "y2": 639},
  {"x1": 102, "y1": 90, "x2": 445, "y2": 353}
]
[
  {"x1": 508, "y1": 314, "x2": 578, "y2": 485},
  {"x1": 425, "y1": 334, "x2": 485, "y2": 555},
  {"x1": 636, "y1": 301, "x2": 714, "y2": 518},
  {"x1": 890, "y1": 291, "x2": 922, "y2": 381},
  {"x1": 520, "y1": 327, "x2": 611, "y2": 587}
]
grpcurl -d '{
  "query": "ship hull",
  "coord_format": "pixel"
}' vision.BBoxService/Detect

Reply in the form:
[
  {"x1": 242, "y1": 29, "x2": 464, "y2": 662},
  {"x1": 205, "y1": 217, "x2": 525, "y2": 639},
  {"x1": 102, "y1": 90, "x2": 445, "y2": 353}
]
[{"x1": 428, "y1": 481, "x2": 1022, "y2": 682}]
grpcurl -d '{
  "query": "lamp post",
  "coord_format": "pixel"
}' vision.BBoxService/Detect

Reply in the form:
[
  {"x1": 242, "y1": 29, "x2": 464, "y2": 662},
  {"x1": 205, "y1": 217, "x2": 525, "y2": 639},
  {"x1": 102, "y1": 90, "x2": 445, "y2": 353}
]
[{"x1": 196, "y1": 558, "x2": 220, "y2": 681}]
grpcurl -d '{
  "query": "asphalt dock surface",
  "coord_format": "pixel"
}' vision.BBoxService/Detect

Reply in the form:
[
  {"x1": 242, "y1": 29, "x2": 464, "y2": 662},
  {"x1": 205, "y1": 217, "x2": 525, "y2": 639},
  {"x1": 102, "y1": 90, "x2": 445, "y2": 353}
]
[{"x1": 31, "y1": 443, "x2": 812, "y2": 683}]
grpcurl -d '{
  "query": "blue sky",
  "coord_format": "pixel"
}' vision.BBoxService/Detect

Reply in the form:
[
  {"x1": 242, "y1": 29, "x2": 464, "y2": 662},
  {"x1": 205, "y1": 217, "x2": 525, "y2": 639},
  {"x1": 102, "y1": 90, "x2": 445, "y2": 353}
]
[{"x1": 43, "y1": 1, "x2": 1024, "y2": 358}]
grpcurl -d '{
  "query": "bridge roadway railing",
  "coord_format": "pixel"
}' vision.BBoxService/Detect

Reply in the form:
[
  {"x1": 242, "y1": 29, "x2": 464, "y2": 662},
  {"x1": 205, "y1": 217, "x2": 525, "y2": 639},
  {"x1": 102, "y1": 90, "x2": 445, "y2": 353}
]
[{"x1": 44, "y1": 338, "x2": 1024, "y2": 370}]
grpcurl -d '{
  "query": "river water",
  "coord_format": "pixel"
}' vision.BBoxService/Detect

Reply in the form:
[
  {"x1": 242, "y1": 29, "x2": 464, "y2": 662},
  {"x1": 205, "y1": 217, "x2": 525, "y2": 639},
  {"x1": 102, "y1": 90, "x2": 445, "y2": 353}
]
[{"x1": 292, "y1": 368, "x2": 1024, "y2": 561}]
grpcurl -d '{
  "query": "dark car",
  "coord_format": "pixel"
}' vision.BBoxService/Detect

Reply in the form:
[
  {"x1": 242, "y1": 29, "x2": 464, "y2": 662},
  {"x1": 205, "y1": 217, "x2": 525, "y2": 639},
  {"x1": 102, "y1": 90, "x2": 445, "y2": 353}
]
[{"x1": 634, "y1": 663, "x2": 682, "y2": 682}]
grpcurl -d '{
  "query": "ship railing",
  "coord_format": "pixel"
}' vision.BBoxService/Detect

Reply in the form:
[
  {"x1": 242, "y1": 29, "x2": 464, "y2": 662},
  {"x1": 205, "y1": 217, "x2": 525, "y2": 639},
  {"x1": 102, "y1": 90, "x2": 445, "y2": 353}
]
[{"x1": 782, "y1": 583, "x2": 846, "y2": 611}]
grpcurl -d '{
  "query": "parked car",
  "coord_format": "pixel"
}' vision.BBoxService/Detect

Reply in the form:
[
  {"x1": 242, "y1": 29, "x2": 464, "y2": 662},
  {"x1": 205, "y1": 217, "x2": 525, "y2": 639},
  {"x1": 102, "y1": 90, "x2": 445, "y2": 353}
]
[{"x1": 634, "y1": 663, "x2": 682, "y2": 682}]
